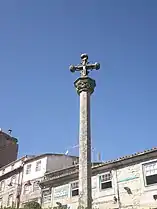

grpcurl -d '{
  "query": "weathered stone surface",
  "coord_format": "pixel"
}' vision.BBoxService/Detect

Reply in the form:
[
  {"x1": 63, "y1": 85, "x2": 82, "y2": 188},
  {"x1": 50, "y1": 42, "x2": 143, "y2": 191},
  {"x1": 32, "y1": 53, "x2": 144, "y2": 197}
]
[
  {"x1": 74, "y1": 77, "x2": 96, "y2": 95},
  {"x1": 74, "y1": 76, "x2": 96, "y2": 209},
  {"x1": 78, "y1": 89, "x2": 92, "y2": 209},
  {"x1": 69, "y1": 53, "x2": 100, "y2": 78},
  {"x1": 70, "y1": 54, "x2": 99, "y2": 209},
  {"x1": 41, "y1": 152, "x2": 157, "y2": 209}
]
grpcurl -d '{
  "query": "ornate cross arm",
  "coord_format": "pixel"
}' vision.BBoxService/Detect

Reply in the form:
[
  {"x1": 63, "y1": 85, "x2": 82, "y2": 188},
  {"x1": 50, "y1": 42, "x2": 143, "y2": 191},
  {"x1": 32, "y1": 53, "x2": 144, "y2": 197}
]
[
  {"x1": 70, "y1": 64, "x2": 83, "y2": 71},
  {"x1": 86, "y1": 62, "x2": 100, "y2": 70},
  {"x1": 69, "y1": 54, "x2": 100, "y2": 77}
]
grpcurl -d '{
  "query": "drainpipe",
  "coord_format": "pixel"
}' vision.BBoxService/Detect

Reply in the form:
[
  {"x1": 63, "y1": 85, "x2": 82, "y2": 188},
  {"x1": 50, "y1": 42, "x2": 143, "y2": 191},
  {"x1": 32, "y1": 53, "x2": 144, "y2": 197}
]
[
  {"x1": 115, "y1": 169, "x2": 122, "y2": 209},
  {"x1": 40, "y1": 187, "x2": 43, "y2": 207},
  {"x1": 16, "y1": 161, "x2": 25, "y2": 209}
]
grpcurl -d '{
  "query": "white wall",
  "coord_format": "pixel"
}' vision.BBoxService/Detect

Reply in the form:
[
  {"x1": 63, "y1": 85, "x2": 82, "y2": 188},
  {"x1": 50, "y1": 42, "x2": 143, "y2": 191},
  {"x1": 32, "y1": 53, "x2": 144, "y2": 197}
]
[
  {"x1": 0, "y1": 158, "x2": 25, "y2": 208},
  {"x1": 21, "y1": 155, "x2": 78, "y2": 205},
  {"x1": 0, "y1": 159, "x2": 24, "y2": 177},
  {"x1": 22, "y1": 155, "x2": 78, "y2": 183},
  {"x1": 23, "y1": 156, "x2": 48, "y2": 182},
  {"x1": 21, "y1": 156, "x2": 49, "y2": 204},
  {"x1": 42, "y1": 158, "x2": 157, "y2": 209}
]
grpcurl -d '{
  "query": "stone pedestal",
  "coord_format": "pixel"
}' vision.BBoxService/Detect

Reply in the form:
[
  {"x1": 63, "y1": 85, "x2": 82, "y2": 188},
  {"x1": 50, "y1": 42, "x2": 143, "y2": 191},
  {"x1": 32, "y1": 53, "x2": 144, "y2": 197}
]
[{"x1": 74, "y1": 77, "x2": 96, "y2": 209}]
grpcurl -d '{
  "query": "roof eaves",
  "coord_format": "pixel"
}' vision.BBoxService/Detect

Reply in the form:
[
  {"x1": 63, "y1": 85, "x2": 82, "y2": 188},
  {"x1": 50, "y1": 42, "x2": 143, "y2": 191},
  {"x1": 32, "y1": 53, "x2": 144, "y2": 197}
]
[
  {"x1": 43, "y1": 147, "x2": 157, "y2": 180},
  {"x1": 25, "y1": 153, "x2": 78, "y2": 164}
]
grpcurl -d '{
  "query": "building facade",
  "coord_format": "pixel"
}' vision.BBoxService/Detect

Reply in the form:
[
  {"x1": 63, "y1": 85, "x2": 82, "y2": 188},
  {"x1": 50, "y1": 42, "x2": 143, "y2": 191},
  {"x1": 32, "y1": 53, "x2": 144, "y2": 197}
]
[
  {"x1": 0, "y1": 129, "x2": 18, "y2": 168},
  {"x1": 20, "y1": 154, "x2": 79, "y2": 205},
  {"x1": 0, "y1": 155, "x2": 34, "y2": 208},
  {"x1": 40, "y1": 148, "x2": 157, "y2": 209},
  {"x1": 0, "y1": 153, "x2": 78, "y2": 208}
]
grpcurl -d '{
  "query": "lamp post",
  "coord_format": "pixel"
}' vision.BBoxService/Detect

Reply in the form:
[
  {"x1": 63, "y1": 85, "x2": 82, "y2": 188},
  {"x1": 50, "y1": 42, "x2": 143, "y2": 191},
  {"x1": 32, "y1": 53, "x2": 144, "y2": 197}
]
[{"x1": 69, "y1": 54, "x2": 100, "y2": 209}]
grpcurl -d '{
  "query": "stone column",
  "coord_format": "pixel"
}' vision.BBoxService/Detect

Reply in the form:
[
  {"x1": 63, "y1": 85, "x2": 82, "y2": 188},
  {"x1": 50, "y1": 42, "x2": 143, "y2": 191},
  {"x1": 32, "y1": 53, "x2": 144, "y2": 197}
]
[{"x1": 74, "y1": 77, "x2": 96, "y2": 209}]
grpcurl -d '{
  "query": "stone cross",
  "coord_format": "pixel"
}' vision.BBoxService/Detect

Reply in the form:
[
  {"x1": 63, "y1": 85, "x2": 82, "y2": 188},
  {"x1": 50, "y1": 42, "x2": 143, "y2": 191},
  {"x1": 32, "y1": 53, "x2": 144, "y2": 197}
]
[
  {"x1": 69, "y1": 53, "x2": 100, "y2": 78},
  {"x1": 70, "y1": 54, "x2": 100, "y2": 209}
]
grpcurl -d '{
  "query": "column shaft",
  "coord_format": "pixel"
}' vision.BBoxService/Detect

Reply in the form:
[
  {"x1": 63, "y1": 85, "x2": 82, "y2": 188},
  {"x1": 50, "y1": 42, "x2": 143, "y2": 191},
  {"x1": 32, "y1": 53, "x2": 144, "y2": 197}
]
[{"x1": 79, "y1": 91, "x2": 92, "y2": 209}]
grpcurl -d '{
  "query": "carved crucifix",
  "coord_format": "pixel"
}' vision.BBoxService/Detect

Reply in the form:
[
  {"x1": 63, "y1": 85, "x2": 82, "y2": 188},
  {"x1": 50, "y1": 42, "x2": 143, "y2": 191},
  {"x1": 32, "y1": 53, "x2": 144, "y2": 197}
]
[{"x1": 69, "y1": 53, "x2": 100, "y2": 77}]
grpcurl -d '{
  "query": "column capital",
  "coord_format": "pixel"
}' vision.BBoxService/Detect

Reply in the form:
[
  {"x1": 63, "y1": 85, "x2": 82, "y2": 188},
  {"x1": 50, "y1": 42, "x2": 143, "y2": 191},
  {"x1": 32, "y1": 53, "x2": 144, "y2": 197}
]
[{"x1": 74, "y1": 77, "x2": 96, "y2": 95}]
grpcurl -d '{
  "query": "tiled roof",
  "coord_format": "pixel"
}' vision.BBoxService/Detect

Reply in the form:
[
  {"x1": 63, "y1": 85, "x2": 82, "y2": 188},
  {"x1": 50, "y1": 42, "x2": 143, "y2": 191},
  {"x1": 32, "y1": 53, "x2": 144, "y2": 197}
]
[
  {"x1": 40, "y1": 147, "x2": 157, "y2": 185},
  {"x1": 93, "y1": 147, "x2": 157, "y2": 169}
]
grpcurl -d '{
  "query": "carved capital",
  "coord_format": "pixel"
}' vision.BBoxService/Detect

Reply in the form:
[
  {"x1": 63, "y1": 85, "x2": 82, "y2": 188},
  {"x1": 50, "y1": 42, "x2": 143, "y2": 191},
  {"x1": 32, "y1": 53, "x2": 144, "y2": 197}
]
[{"x1": 74, "y1": 77, "x2": 96, "y2": 95}]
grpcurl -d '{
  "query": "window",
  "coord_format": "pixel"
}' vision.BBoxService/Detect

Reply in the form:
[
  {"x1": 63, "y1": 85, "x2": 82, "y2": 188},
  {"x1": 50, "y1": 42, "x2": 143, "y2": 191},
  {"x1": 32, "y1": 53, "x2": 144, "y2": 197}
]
[
  {"x1": 35, "y1": 161, "x2": 41, "y2": 172},
  {"x1": 144, "y1": 161, "x2": 157, "y2": 186},
  {"x1": 26, "y1": 164, "x2": 31, "y2": 174},
  {"x1": 100, "y1": 172, "x2": 112, "y2": 190},
  {"x1": 33, "y1": 181, "x2": 40, "y2": 192},
  {"x1": 11, "y1": 176, "x2": 16, "y2": 186},
  {"x1": 7, "y1": 194, "x2": 13, "y2": 207},
  {"x1": 71, "y1": 181, "x2": 79, "y2": 197},
  {"x1": 0, "y1": 181, "x2": 5, "y2": 192},
  {"x1": 42, "y1": 190, "x2": 51, "y2": 203},
  {"x1": 23, "y1": 184, "x2": 31, "y2": 194}
]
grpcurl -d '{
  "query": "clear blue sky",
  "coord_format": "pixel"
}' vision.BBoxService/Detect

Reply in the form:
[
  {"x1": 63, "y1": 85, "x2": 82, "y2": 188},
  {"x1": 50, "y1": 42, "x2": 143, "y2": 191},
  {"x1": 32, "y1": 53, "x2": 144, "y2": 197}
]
[{"x1": 0, "y1": 0, "x2": 157, "y2": 161}]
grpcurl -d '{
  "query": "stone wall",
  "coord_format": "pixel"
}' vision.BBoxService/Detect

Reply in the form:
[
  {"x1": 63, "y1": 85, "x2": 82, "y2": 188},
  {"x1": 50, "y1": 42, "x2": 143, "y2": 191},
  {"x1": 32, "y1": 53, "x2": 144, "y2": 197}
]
[
  {"x1": 0, "y1": 132, "x2": 18, "y2": 168},
  {"x1": 42, "y1": 159, "x2": 157, "y2": 209},
  {"x1": 0, "y1": 143, "x2": 18, "y2": 168}
]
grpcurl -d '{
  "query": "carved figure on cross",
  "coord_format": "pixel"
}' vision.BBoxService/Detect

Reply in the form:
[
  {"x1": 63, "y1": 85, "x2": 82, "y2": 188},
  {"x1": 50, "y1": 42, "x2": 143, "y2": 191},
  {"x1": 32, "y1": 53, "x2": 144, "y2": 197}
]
[{"x1": 69, "y1": 53, "x2": 100, "y2": 77}]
